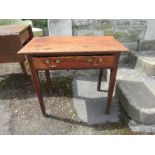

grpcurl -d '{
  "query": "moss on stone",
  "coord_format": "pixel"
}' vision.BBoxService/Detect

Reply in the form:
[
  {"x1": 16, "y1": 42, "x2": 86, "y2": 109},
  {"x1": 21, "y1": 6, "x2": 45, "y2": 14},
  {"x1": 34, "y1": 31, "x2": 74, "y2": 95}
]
[
  {"x1": 104, "y1": 31, "x2": 126, "y2": 40},
  {"x1": 128, "y1": 28, "x2": 145, "y2": 41},
  {"x1": 96, "y1": 23, "x2": 113, "y2": 30},
  {"x1": 30, "y1": 19, "x2": 47, "y2": 28}
]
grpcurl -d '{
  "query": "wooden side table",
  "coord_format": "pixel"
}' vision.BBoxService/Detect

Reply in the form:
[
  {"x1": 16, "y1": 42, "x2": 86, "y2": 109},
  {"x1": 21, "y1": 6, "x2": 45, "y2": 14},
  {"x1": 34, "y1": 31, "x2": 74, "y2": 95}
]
[
  {"x1": 18, "y1": 36, "x2": 129, "y2": 116},
  {"x1": 0, "y1": 25, "x2": 33, "y2": 75}
]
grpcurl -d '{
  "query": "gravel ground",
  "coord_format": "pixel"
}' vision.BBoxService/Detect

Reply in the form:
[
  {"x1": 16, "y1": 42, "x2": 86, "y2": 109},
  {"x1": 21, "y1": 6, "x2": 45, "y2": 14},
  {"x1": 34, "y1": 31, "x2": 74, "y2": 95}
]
[{"x1": 0, "y1": 62, "x2": 140, "y2": 135}]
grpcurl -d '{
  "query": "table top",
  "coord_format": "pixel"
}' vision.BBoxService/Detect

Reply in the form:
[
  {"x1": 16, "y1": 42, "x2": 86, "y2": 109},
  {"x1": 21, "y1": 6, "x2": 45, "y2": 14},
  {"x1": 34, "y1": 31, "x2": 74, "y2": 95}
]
[
  {"x1": 18, "y1": 36, "x2": 129, "y2": 55},
  {"x1": 0, "y1": 25, "x2": 29, "y2": 36}
]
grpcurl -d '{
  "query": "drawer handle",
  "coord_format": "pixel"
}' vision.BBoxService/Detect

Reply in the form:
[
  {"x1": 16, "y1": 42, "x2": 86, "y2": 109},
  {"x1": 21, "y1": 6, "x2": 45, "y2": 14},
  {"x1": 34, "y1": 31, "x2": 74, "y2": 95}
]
[
  {"x1": 56, "y1": 59, "x2": 60, "y2": 63},
  {"x1": 98, "y1": 58, "x2": 103, "y2": 63},
  {"x1": 88, "y1": 58, "x2": 93, "y2": 63},
  {"x1": 49, "y1": 65, "x2": 56, "y2": 68},
  {"x1": 45, "y1": 60, "x2": 51, "y2": 64}
]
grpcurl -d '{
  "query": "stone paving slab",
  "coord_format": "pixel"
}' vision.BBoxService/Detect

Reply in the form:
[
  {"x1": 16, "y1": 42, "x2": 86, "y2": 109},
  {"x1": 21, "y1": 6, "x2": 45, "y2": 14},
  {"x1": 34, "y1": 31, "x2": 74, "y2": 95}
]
[
  {"x1": 116, "y1": 66, "x2": 155, "y2": 124},
  {"x1": 129, "y1": 50, "x2": 155, "y2": 75},
  {"x1": 0, "y1": 100, "x2": 11, "y2": 134},
  {"x1": 72, "y1": 76, "x2": 120, "y2": 125},
  {"x1": 116, "y1": 80, "x2": 155, "y2": 124},
  {"x1": 129, "y1": 120, "x2": 155, "y2": 133}
]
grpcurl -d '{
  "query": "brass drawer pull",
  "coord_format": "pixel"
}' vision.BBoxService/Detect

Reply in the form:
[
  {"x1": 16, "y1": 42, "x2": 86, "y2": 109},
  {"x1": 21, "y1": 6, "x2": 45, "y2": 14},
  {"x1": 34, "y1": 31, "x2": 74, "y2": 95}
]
[
  {"x1": 49, "y1": 64, "x2": 56, "y2": 68},
  {"x1": 88, "y1": 58, "x2": 93, "y2": 63},
  {"x1": 56, "y1": 59, "x2": 60, "y2": 63},
  {"x1": 45, "y1": 60, "x2": 51, "y2": 64},
  {"x1": 98, "y1": 58, "x2": 103, "y2": 63}
]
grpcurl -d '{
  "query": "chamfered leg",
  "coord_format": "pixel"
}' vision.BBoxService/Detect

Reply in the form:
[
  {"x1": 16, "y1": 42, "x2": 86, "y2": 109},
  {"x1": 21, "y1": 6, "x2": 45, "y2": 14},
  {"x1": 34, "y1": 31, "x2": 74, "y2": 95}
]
[
  {"x1": 20, "y1": 61, "x2": 28, "y2": 77},
  {"x1": 97, "y1": 68, "x2": 103, "y2": 91},
  {"x1": 45, "y1": 69, "x2": 52, "y2": 93},
  {"x1": 27, "y1": 55, "x2": 46, "y2": 116},
  {"x1": 105, "y1": 54, "x2": 120, "y2": 114}
]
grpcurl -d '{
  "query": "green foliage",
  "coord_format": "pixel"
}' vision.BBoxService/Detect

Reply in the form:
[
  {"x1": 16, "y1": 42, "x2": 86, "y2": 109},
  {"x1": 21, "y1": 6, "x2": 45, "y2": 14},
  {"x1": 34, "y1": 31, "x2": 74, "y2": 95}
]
[{"x1": 30, "y1": 19, "x2": 47, "y2": 28}]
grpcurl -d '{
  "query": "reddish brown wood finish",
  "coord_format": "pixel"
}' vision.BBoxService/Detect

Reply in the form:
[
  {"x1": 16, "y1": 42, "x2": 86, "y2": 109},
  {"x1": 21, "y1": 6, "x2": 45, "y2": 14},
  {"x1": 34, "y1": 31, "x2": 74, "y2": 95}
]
[
  {"x1": 45, "y1": 70, "x2": 52, "y2": 93},
  {"x1": 32, "y1": 55, "x2": 115, "y2": 70},
  {"x1": 97, "y1": 68, "x2": 104, "y2": 91},
  {"x1": 19, "y1": 62, "x2": 27, "y2": 77},
  {"x1": 27, "y1": 55, "x2": 46, "y2": 116},
  {"x1": 18, "y1": 36, "x2": 129, "y2": 55},
  {"x1": 0, "y1": 25, "x2": 33, "y2": 75},
  {"x1": 0, "y1": 25, "x2": 30, "y2": 35},
  {"x1": 18, "y1": 36, "x2": 129, "y2": 116},
  {"x1": 105, "y1": 54, "x2": 120, "y2": 114}
]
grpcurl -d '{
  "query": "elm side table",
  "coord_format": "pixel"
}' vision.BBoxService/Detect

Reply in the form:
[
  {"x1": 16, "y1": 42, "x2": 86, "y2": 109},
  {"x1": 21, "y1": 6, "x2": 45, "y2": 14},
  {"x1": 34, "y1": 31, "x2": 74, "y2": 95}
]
[
  {"x1": 18, "y1": 36, "x2": 129, "y2": 116},
  {"x1": 0, "y1": 25, "x2": 33, "y2": 75}
]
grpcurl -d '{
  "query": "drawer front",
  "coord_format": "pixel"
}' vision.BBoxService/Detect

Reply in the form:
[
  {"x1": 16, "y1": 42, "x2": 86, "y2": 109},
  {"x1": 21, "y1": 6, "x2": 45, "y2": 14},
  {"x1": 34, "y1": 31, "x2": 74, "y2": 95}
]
[
  {"x1": 32, "y1": 56, "x2": 115, "y2": 70},
  {"x1": 20, "y1": 29, "x2": 30, "y2": 45}
]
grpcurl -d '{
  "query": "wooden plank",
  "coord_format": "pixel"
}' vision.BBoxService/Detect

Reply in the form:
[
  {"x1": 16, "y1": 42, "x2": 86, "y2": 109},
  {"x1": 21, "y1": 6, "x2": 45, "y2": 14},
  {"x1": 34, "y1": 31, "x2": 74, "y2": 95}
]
[{"x1": 18, "y1": 36, "x2": 129, "y2": 55}]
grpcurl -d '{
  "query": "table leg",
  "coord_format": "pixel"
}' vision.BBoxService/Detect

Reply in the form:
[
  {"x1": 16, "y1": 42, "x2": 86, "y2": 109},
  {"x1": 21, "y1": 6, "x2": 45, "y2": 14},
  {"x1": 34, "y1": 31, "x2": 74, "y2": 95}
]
[
  {"x1": 97, "y1": 69, "x2": 103, "y2": 91},
  {"x1": 27, "y1": 56, "x2": 46, "y2": 116},
  {"x1": 45, "y1": 70, "x2": 52, "y2": 93},
  {"x1": 20, "y1": 61, "x2": 28, "y2": 77},
  {"x1": 105, "y1": 54, "x2": 120, "y2": 114}
]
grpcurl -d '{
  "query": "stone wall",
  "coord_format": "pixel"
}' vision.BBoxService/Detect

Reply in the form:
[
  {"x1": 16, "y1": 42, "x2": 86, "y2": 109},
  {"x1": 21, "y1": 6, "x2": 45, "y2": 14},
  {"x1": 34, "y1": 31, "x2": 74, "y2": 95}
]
[
  {"x1": 48, "y1": 19, "x2": 155, "y2": 51},
  {"x1": 47, "y1": 19, "x2": 155, "y2": 75},
  {"x1": 72, "y1": 19, "x2": 146, "y2": 51}
]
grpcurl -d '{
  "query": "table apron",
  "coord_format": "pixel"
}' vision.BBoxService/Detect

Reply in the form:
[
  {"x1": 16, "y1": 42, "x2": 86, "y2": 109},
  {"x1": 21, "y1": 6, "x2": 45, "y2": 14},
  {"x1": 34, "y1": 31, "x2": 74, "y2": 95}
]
[{"x1": 32, "y1": 55, "x2": 116, "y2": 70}]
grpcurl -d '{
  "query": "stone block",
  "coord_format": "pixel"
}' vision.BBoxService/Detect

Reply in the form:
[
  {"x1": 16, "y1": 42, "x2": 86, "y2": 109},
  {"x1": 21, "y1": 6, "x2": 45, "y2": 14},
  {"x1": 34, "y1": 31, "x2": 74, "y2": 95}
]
[
  {"x1": 48, "y1": 19, "x2": 72, "y2": 36},
  {"x1": 73, "y1": 20, "x2": 114, "y2": 36},
  {"x1": 144, "y1": 20, "x2": 155, "y2": 40},
  {"x1": 116, "y1": 80, "x2": 155, "y2": 124},
  {"x1": 73, "y1": 28, "x2": 104, "y2": 36},
  {"x1": 132, "y1": 19, "x2": 147, "y2": 28},
  {"x1": 72, "y1": 19, "x2": 95, "y2": 26},
  {"x1": 129, "y1": 50, "x2": 155, "y2": 76},
  {"x1": 104, "y1": 30, "x2": 127, "y2": 41},
  {"x1": 128, "y1": 27, "x2": 145, "y2": 41},
  {"x1": 140, "y1": 40, "x2": 155, "y2": 50},
  {"x1": 72, "y1": 19, "x2": 112, "y2": 27},
  {"x1": 115, "y1": 19, "x2": 131, "y2": 26},
  {"x1": 122, "y1": 41, "x2": 138, "y2": 50},
  {"x1": 112, "y1": 28, "x2": 144, "y2": 42},
  {"x1": 95, "y1": 21, "x2": 114, "y2": 29}
]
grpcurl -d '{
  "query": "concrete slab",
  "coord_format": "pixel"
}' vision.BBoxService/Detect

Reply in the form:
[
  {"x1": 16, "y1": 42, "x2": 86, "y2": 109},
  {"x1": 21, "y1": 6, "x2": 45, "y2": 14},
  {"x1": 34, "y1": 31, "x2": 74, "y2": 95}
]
[
  {"x1": 0, "y1": 99, "x2": 11, "y2": 134},
  {"x1": 72, "y1": 76, "x2": 120, "y2": 125}
]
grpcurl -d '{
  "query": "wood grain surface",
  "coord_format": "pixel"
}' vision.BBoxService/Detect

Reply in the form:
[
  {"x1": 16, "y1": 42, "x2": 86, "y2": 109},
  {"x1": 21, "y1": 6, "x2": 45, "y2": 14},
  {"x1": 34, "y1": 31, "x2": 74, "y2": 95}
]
[
  {"x1": 32, "y1": 55, "x2": 115, "y2": 70},
  {"x1": 18, "y1": 36, "x2": 129, "y2": 55},
  {"x1": 0, "y1": 25, "x2": 29, "y2": 35}
]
